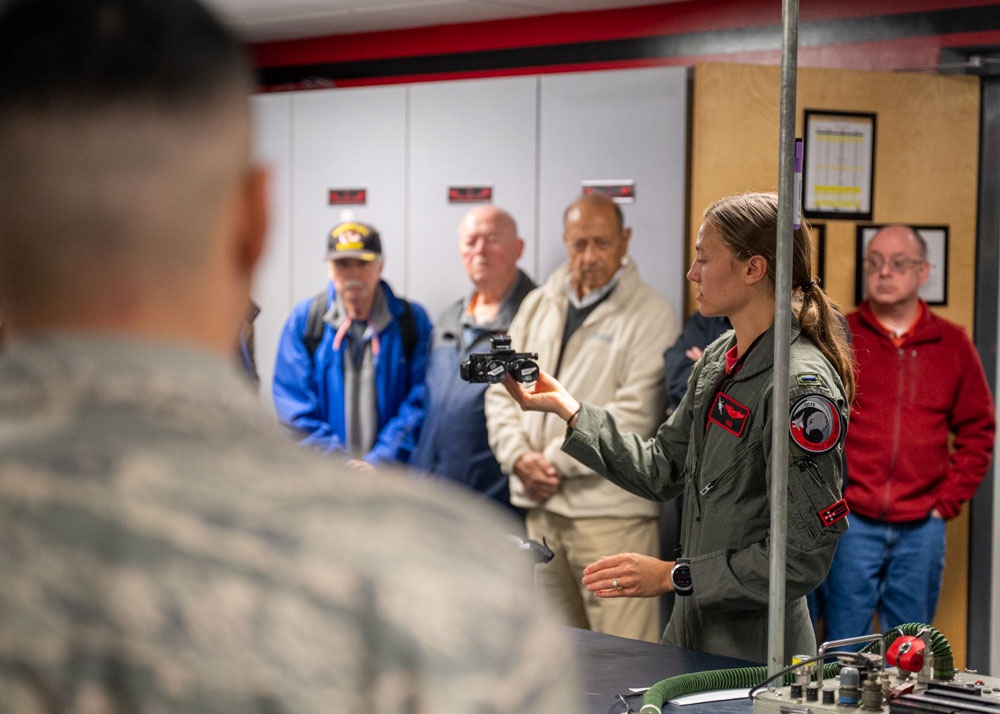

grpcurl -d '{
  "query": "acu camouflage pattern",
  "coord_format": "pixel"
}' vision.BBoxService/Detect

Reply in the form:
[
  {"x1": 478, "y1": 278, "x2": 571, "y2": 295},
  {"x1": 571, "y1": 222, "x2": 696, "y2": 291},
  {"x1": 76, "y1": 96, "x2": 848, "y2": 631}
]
[{"x1": 0, "y1": 337, "x2": 578, "y2": 713}]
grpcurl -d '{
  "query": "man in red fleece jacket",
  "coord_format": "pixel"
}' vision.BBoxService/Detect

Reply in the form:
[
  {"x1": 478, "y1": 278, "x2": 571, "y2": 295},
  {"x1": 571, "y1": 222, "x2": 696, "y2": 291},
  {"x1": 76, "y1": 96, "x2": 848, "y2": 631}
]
[{"x1": 824, "y1": 224, "x2": 995, "y2": 641}]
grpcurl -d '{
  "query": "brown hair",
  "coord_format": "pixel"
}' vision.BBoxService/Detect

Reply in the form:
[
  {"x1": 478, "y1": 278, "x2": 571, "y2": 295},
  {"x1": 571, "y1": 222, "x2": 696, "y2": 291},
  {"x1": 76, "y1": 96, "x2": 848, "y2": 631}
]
[{"x1": 704, "y1": 192, "x2": 855, "y2": 402}]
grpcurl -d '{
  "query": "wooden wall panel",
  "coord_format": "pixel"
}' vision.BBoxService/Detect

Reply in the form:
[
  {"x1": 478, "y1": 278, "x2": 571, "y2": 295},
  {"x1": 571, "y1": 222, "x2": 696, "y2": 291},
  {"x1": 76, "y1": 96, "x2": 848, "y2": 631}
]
[{"x1": 690, "y1": 61, "x2": 980, "y2": 665}]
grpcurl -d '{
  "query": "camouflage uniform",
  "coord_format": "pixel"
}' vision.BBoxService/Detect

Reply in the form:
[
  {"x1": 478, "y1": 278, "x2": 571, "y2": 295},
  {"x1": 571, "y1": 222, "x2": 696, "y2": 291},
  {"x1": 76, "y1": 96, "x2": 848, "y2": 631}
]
[{"x1": 0, "y1": 337, "x2": 579, "y2": 712}]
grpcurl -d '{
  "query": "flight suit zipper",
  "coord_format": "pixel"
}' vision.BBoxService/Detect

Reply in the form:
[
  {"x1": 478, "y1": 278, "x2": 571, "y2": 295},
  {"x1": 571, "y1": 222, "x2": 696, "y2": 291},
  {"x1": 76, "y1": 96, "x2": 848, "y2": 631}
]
[{"x1": 694, "y1": 371, "x2": 736, "y2": 517}]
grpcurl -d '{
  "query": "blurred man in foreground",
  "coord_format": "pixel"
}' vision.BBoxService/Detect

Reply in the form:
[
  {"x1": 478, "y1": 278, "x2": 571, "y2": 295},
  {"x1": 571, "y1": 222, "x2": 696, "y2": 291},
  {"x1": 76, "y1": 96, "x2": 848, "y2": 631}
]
[{"x1": 0, "y1": 0, "x2": 578, "y2": 710}]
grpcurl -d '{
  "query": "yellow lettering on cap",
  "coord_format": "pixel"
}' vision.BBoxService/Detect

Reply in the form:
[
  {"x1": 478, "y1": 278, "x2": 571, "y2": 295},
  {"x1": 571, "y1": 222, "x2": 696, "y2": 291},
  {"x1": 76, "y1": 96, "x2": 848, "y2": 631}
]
[{"x1": 332, "y1": 222, "x2": 370, "y2": 239}]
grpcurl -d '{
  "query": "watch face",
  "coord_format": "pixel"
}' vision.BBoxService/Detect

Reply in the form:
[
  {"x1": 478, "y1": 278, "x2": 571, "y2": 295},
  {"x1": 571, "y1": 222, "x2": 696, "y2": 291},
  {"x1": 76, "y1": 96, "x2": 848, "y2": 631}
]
[{"x1": 671, "y1": 562, "x2": 693, "y2": 596}]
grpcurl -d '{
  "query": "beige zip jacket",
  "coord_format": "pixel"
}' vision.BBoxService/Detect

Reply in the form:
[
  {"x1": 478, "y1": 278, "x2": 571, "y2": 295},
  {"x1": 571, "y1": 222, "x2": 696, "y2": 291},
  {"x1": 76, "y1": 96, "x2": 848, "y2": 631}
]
[{"x1": 485, "y1": 259, "x2": 677, "y2": 518}]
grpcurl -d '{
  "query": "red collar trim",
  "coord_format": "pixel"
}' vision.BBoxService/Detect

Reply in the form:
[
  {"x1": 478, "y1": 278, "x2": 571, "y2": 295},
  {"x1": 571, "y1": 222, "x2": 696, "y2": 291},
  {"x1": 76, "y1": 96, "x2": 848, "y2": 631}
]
[{"x1": 724, "y1": 344, "x2": 740, "y2": 374}]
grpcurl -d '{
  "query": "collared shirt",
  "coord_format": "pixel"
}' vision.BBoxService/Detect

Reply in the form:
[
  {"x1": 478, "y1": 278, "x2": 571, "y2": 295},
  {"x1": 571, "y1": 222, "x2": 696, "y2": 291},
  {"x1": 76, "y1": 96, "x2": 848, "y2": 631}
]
[
  {"x1": 458, "y1": 277, "x2": 527, "y2": 351},
  {"x1": 556, "y1": 263, "x2": 627, "y2": 376},
  {"x1": 562, "y1": 258, "x2": 628, "y2": 310},
  {"x1": 327, "y1": 287, "x2": 392, "y2": 458},
  {"x1": 871, "y1": 301, "x2": 925, "y2": 348}
]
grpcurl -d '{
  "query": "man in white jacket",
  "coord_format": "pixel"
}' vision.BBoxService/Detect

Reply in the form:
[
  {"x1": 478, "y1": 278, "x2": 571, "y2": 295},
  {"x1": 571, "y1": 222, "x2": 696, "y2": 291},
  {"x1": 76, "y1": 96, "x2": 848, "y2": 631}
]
[{"x1": 486, "y1": 193, "x2": 677, "y2": 642}]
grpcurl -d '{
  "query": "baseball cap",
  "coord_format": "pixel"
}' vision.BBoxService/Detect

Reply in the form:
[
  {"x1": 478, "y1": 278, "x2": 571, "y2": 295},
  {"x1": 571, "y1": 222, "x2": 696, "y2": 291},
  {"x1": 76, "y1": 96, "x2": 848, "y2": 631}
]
[{"x1": 324, "y1": 221, "x2": 382, "y2": 261}]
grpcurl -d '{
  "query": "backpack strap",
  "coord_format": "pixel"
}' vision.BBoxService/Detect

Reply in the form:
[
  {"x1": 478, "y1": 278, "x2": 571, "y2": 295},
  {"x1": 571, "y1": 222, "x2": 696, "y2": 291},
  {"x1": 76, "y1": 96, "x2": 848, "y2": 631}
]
[
  {"x1": 303, "y1": 289, "x2": 328, "y2": 357},
  {"x1": 305, "y1": 289, "x2": 418, "y2": 361},
  {"x1": 397, "y1": 298, "x2": 418, "y2": 361}
]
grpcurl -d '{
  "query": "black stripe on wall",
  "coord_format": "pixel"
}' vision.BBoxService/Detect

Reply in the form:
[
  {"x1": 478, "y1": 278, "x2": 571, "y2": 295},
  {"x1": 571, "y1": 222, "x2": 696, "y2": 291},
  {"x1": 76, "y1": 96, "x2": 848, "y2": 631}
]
[{"x1": 259, "y1": 6, "x2": 1000, "y2": 85}]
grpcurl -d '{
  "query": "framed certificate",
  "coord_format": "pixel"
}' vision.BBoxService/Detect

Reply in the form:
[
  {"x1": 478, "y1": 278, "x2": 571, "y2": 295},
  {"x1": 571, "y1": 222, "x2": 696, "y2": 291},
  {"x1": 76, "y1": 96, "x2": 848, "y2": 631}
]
[{"x1": 803, "y1": 110, "x2": 876, "y2": 221}]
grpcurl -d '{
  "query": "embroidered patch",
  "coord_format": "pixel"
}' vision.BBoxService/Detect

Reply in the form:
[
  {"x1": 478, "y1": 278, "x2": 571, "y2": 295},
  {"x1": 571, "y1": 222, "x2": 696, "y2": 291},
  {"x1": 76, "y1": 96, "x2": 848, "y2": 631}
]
[
  {"x1": 789, "y1": 394, "x2": 842, "y2": 454},
  {"x1": 796, "y1": 373, "x2": 826, "y2": 387},
  {"x1": 708, "y1": 392, "x2": 750, "y2": 437},
  {"x1": 818, "y1": 498, "x2": 850, "y2": 527}
]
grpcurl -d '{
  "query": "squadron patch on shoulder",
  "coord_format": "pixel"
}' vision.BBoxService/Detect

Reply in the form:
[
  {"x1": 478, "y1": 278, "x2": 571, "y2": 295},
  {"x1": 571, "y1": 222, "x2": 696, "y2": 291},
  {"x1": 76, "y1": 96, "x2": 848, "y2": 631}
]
[
  {"x1": 708, "y1": 391, "x2": 750, "y2": 437},
  {"x1": 789, "y1": 394, "x2": 842, "y2": 454}
]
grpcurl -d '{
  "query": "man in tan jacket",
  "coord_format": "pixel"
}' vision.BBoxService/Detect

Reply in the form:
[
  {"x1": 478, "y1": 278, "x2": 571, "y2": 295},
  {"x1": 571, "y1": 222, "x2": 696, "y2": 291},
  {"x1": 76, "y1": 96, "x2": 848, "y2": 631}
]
[{"x1": 486, "y1": 193, "x2": 677, "y2": 642}]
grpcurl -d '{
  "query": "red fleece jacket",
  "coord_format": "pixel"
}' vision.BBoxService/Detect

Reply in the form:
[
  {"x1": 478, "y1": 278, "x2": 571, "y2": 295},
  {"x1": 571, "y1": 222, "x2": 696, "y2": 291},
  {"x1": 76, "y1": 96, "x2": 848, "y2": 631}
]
[{"x1": 844, "y1": 301, "x2": 995, "y2": 522}]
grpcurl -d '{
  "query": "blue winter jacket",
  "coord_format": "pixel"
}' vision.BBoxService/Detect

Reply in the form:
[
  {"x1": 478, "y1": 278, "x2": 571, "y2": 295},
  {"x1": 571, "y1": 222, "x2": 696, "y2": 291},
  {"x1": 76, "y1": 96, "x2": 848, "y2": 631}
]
[{"x1": 272, "y1": 280, "x2": 432, "y2": 466}]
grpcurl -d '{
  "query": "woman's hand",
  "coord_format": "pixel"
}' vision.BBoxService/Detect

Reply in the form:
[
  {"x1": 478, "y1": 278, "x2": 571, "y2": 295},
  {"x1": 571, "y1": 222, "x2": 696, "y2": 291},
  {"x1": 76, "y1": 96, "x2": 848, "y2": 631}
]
[
  {"x1": 582, "y1": 553, "x2": 673, "y2": 598},
  {"x1": 501, "y1": 369, "x2": 580, "y2": 423}
]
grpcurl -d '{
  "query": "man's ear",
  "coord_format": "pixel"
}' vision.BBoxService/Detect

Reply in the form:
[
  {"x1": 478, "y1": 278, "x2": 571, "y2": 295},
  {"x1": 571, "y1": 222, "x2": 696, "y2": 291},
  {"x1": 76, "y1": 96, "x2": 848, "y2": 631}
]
[
  {"x1": 234, "y1": 164, "x2": 270, "y2": 275},
  {"x1": 916, "y1": 259, "x2": 931, "y2": 288}
]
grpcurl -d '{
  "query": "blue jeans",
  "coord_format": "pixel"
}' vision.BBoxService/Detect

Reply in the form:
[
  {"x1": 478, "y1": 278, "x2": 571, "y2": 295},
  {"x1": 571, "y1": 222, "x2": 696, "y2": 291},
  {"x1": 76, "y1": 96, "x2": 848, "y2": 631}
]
[{"x1": 823, "y1": 513, "x2": 946, "y2": 642}]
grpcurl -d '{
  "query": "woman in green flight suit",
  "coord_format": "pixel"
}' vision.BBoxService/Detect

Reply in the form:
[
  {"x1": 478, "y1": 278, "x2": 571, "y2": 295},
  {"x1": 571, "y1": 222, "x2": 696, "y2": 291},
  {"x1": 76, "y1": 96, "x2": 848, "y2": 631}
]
[{"x1": 501, "y1": 192, "x2": 855, "y2": 663}]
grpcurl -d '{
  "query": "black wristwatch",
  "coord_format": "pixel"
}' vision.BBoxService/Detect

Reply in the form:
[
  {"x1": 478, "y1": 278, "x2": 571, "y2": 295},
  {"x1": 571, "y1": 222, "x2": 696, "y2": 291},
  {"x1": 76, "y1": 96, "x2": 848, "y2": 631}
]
[{"x1": 670, "y1": 557, "x2": 693, "y2": 597}]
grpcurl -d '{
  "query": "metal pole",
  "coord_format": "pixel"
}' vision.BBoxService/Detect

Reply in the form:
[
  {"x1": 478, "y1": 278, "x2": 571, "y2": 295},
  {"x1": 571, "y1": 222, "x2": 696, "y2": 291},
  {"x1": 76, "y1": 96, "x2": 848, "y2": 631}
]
[{"x1": 768, "y1": 0, "x2": 799, "y2": 679}]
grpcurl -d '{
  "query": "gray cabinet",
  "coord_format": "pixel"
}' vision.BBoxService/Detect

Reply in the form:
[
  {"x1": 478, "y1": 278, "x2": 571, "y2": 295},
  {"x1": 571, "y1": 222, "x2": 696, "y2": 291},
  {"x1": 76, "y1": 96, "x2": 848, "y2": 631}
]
[
  {"x1": 538, "y1": 68, "x2": 688, "y2": 319},
  {"x1": 407, "y1": 76, "x2": 538, "y2": 321},
  {"x1": 290, "y1": 86, "x2": 408, "y2": 299},
  {"x1": 251, "y1": 66, "x2": 688, "y2": 406}
]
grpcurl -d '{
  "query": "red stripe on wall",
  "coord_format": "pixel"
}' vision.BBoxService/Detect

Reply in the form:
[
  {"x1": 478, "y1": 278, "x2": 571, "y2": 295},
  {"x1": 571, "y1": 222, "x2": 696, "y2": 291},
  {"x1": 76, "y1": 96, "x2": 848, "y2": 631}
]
[
  {"x1": 323, "y1": 60, "x2": 692, "y2": 90},
  {"x1": 942, "y1": 28, "x2": 1000, "y2": 47},
  {"x1": 797, "y1": 0, "x2": 1000, "y2": 22},
  {"x1": 251, "y1": 1, "x2": 1000, "y2": 69},
  {"x1": 270, "y1": 34, "x2": 991, "y2": 92}
]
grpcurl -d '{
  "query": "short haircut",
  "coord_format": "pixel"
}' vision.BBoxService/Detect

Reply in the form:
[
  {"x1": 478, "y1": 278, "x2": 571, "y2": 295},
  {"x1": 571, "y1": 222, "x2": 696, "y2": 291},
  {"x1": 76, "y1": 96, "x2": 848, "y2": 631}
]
[
  {"x1": 0, "y1": 0, "x2": 256, "y2": 314},
  {"x1": 564, "y1": 193, "x2": 625, "y2": 233},
  {"x1": 0, "y1": 0, "x2": 252, "y2": 112},
  {"x1": 886, "y1": 224, "x2": 928, "y2": 259}
]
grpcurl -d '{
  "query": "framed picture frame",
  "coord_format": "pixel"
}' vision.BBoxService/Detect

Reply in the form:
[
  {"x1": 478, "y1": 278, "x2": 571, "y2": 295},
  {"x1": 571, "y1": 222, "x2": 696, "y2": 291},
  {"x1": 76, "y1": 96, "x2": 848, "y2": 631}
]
[
  {"x1": 802, "y1": 110, "x2": 876, "y2": 221},
  {"x1": 854, "y1": 225, "x2": 949, "y2": 306}
]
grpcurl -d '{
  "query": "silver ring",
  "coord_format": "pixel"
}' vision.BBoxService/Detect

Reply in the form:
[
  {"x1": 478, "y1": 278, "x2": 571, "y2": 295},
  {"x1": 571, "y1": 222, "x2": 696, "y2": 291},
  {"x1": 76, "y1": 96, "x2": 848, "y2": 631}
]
[{"x1": 612, "y1": 578, "x2": 619, "y2": 589}]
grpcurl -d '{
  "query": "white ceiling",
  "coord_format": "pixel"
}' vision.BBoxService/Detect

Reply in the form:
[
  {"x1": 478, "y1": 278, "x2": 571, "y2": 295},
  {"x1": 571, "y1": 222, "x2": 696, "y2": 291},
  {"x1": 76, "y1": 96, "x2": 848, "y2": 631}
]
[{"x1": 204, "y1": 0, "x2": 682, "y2": 43}]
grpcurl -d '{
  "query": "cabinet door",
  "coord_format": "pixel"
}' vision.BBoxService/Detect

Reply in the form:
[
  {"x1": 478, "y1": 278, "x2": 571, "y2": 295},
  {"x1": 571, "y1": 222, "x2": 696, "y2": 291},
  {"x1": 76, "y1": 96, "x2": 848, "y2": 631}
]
[
  {"x1": 407, "y1": 77, "x2": 538, "y2": 321},
  {"x1": 290, "y1": 86, "x2": 408, "y2": 303},
  {"x1": 251, "y1": 92, "x2": 292, "y2": 412},
  {"x1": 538, "y1": 67, "x2": 688, "y2": 318}
]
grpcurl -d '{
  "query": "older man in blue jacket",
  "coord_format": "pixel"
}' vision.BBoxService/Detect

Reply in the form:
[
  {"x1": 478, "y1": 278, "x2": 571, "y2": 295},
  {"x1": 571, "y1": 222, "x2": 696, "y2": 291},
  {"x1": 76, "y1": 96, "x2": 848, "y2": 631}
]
[{"x1": 273, "y1": 222, "x2": 432, "y2": 467}]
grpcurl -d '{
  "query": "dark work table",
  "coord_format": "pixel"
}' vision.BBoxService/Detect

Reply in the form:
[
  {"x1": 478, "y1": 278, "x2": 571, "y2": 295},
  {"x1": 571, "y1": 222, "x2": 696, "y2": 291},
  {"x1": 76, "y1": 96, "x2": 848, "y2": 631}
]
[{"x1": 571, "y1": 627, "x2": 758, "y2": 714}]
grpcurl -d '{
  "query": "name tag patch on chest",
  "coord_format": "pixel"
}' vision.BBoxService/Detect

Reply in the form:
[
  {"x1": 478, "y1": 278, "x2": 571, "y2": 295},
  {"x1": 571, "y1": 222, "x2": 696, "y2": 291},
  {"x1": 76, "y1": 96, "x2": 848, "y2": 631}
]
[
  {"x1": 789, "y1": 394, "x2": 842, "y2": 454},
  {"x1": 708, "y1": 392, "x2": 750, "y2": 437}
]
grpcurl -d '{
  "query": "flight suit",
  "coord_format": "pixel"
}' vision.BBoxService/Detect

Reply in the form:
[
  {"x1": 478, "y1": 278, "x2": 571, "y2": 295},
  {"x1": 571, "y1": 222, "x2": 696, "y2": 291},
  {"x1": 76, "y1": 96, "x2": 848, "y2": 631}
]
[{"x1": 564, "y1": 318, "x2": 849, "y2": 663}]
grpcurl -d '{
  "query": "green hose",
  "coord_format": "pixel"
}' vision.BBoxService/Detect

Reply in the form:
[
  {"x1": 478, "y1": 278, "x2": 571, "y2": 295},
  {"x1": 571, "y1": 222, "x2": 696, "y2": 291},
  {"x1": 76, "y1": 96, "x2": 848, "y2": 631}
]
[
  {"x1": 637, "y1": 662, "x2": 840, "y2": 714},
  {"x1": 858, "y1": 622, "x2": 954, "y2": 680},
  {"x1": 638, "y1": 665, "x2": 766, "y2": 714},
  {"x1": 638, "y1": 623, "x2": 951, "y2": 714}
]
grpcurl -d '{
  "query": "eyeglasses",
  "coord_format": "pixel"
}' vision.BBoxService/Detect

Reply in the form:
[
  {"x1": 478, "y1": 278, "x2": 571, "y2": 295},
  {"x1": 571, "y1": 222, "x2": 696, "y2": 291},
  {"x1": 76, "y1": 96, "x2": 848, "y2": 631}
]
[{"x1": 863, "y1": 256, "x2": 926, "y2": 274}]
